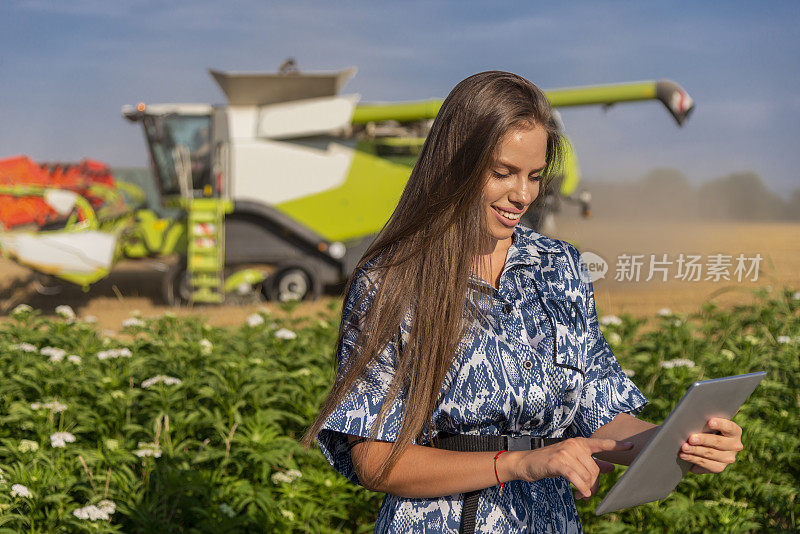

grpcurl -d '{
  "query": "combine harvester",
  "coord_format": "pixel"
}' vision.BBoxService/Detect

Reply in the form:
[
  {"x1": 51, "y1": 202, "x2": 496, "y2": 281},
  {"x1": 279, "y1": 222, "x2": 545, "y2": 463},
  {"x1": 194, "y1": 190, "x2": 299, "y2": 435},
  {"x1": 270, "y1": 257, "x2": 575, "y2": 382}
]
[{"x1": 0, "y1": 65, "x2": 694, "y2": 306}]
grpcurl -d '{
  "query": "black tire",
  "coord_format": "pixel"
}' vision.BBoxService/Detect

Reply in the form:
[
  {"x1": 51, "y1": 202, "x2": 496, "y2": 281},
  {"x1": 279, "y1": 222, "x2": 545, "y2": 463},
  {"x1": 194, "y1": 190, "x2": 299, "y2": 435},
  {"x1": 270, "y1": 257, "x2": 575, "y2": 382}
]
[
  {"x1": 33, "y1": 273, "x2": 65, "y2": 296},
  {"x1": 161, "y1": 258, "x2": 192, "y2": 306},
  {"x1": 264, "y1": 265, "x2": 317, "y2": 302}
]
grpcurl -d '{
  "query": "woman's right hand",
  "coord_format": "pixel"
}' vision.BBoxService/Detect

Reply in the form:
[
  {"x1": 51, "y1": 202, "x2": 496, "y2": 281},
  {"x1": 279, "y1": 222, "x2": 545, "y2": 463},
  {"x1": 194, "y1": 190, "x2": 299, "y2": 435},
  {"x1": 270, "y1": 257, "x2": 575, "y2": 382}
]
[{"x1": 511, "y1": 438, "x2": 634, "y2": 500}]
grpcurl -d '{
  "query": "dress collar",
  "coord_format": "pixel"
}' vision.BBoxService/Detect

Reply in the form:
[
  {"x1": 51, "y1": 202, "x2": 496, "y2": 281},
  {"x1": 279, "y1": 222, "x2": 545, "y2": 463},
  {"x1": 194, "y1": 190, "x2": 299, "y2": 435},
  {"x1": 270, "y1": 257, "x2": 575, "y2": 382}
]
[
  {"x1": 505, "y1": 224, "x2": 563, "y2": 267},
  {"x1": 468, "y1": 224, "x2": 563, "y2": 288}
]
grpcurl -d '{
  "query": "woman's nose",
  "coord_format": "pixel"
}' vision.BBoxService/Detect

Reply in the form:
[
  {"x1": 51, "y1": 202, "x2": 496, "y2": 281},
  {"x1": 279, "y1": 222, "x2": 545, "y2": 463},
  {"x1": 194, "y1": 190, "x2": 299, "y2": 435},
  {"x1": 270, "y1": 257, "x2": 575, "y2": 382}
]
[{"x1": 509, "y1": 176, "x2": 537, "y2": 206}]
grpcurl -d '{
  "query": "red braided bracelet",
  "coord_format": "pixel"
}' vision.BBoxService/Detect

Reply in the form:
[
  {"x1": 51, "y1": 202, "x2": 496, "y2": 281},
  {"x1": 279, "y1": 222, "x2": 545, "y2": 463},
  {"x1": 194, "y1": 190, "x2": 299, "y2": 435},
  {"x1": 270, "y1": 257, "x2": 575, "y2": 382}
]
[{"x1": 494, "y1": 450, "x2": 508, "y2": 495}]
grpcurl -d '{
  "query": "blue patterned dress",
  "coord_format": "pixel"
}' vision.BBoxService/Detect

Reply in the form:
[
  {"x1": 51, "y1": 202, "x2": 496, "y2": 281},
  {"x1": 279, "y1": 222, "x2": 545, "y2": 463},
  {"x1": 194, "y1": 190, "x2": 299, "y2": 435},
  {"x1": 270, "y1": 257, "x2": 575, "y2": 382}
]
[{"x1": 317, "y1": 224, "x2": 649, "y2": 533}]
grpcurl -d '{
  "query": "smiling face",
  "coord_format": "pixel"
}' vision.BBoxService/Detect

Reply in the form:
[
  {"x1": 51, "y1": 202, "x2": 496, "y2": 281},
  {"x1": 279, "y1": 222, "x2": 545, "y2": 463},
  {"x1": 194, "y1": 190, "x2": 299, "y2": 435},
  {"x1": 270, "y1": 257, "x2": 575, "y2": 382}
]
[{"x1": 481, "y1": 121, "x2": 548, "y2": 246}]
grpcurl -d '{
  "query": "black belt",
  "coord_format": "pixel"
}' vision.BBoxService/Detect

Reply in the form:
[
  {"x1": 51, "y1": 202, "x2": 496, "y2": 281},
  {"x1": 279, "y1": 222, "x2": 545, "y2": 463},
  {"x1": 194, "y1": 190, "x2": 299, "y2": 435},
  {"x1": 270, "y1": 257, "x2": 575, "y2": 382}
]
[{"x1": 430, "y1": 432, "x2": 565, "y2": 534}]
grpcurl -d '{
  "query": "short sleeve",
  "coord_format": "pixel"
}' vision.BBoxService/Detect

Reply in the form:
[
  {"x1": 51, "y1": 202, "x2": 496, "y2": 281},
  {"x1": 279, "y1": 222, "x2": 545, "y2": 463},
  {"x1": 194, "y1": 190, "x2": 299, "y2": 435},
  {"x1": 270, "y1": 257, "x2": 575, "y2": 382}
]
[
  {"x1": 566, "y1": 245, "x2": 649, "y2": 438},
  {"x1": 316, "y1": 264, "x2": 409, "y2": 486}
]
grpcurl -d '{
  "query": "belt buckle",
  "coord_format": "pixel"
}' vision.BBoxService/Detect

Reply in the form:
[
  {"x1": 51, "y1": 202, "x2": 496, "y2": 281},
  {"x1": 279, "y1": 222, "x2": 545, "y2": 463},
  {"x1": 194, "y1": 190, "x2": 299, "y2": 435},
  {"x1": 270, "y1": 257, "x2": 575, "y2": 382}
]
[{"x1": 506, "y1": 435, "x2": 532, "y2": 451}]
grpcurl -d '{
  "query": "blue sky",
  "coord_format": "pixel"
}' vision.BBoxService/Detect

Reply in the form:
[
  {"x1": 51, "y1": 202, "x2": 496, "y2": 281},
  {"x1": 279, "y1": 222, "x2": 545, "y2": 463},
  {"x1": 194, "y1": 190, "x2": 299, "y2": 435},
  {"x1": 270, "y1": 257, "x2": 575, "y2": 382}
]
[{"x1": 2, "y1": 1, "x2": 799, "y2": 196}]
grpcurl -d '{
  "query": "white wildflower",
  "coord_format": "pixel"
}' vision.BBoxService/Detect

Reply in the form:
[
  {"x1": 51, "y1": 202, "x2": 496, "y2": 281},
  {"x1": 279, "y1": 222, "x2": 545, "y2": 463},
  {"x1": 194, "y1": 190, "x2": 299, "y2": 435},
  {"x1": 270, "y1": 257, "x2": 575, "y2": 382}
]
[
  {"x1": 122, "y1": 317, "x2": 145, "y2": 328},
  {"x1": 134, "y1": 442, "x2": 162, "y2": 458},
  {"x1": 73, "y1": 500, "x2": 115, "y2": 521},
  {"x1": 19, "y1": 440, "x2": 39, "y2": 453},
  {"x1": 199, "y1": 338, "x2": 213, "y2": 355},
  {"x1": 55, "y1": 305, "x2": 76, "y2": 320},
  {"x1": 607, "y1": 332, "x2": 622, "y2": 345},
  {"x1": 660, "y1": 358, "x2": 696, "y2": 369},
  {"x1": 792, "y1": 291, "x2": 800, "y2": 300},
  {"x1": 274, "y1": 328, "x2": 297, "y2": 340},
  {"x1": 31, "y1": 400, "x2": 68, "y2": 413},
  {"x1": 130, "y1": 309, "x2": 142, "y2": 318},
  {"x1": 621, "y1": 368, "x2": 635, "y2": 377},
  {"x1": 97, "y1": 347, "x2": 132, "y2": 360},
  {"x1": 720, "y1": 349, "x2": 736, "y2": 361},
  {"x1": 672, "y1": 319, "x2": 683, "y2": 327},
  {"x1": 50, "y1": 432, "x2": 76, "y2": 448},
  {"x1": 280, "y1": 509, "x2": 295, "y2": 521},
  {"x1": 140, "y1": 375, "x2": 182, "y2": 389},
  {"x1": 41, "y1": 346, "x2": 67, "y2": 362},
  {"x1": 12, "y1": 342, "x2": 37, "y2": 353},
  {"x1": 246, "y1": 313, "x2": 264, "y2": 327},
  {"x1": 97, "y1": 500, "x2": 116, "y2": 515},
  {"x1": 219, "y1": 503, "x2": 236, "y2": 518},
  {"x1": 271, "y1": 469, "x2": 302, "y2": 485},
  {"x1": 257, "y1": 306, "x2": 271, "y2": 316},
  {"x1": 11, "y1": 304, "x2": 33, "y2": 316},
  {"x1": 82, "y1": 315, "x2": 98, "y2": 324},
  {"x1": 10, "y1": 484, "x2": 31, "y2": 498},
  {"x1": 281, "y1": 510, "x2": 294, "y2": 521},
  {"x1": 67, "y1": 354, "x2": 82, "y2": 364},
  {"x1": 743, "y1": 335, "x2": 760, "y2": 345},
  {"x1": 599, "y1": 315, "x2": 622, "y2": 326},
  {"x1": 776, "y1": 335, "x2": 792, "y2": 344},
  {"x1": 657, "y1": 308, "x2": 672, "y2": 317}
]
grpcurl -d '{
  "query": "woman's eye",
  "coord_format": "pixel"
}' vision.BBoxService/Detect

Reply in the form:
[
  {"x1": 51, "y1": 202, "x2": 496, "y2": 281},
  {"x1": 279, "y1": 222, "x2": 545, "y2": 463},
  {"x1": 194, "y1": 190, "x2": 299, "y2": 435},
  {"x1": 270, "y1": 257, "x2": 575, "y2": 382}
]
[
  {"x1": 530, "y1": 174, "x2": 542, "y2": 181},
  {"x1": 492, "y1": 170, "x2": 511, "y2": 178}
]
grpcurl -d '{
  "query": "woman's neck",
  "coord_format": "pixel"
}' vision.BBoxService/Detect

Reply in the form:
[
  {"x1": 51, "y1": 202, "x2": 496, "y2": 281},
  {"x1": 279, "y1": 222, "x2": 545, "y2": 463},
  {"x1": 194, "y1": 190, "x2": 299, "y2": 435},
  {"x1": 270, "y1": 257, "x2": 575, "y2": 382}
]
[{"x1": 472, "y1": 234, "x2": 514, "y2": 288}]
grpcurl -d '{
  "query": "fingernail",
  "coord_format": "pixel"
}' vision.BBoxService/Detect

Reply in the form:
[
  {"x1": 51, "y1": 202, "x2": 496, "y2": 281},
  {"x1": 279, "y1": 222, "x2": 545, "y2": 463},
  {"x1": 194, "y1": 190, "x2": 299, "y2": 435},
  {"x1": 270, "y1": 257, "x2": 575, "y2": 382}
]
[{"x1": 710, "y1": 420, "x2": 717, "y2": 428}]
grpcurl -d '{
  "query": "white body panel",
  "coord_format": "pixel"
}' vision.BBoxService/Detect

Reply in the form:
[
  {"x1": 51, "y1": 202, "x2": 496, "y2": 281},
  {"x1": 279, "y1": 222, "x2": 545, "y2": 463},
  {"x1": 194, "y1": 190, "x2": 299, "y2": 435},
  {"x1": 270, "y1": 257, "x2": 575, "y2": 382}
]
[
  {"x1": 229, "y1": 139, "x2": 355, "y2": 204},
  {"x1": 222, "y1": 94, "x2": 361, "y2": 205},
  {"x1": 256, "y1": 94, "x2": 359, "y2": 139},
  {"x1": 1, "y1": 231, "x2": 117, "y2": 274}
]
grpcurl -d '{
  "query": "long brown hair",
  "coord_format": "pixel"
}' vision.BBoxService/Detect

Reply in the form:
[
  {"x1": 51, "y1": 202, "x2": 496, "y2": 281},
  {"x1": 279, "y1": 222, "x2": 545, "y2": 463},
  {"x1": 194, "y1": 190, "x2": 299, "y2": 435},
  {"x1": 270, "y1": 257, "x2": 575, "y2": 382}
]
[{"x1": 300, "y1": 71, "x2": 565, "y2": 489}]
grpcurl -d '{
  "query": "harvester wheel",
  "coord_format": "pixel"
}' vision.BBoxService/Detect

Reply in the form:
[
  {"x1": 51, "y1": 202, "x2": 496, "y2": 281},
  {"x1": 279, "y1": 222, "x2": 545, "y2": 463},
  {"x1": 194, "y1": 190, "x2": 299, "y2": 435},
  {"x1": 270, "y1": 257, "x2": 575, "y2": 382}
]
[
  {"x1": 33, "y1": 273, "x2": 64, "y2": 296},
  {"x1": 264, "y1": 265, "x2": 316, "y2": 302},
  {"x1": 162, "y1": 259, "x2": 192, "y2": 306}
]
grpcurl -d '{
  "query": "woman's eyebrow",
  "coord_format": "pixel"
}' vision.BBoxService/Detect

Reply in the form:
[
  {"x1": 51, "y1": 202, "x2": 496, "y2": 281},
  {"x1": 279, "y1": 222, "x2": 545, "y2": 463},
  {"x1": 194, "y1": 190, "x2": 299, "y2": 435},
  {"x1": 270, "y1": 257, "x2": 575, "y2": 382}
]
[{"x1": 495, "y1": 160, "x2": 547, "y2": 173}]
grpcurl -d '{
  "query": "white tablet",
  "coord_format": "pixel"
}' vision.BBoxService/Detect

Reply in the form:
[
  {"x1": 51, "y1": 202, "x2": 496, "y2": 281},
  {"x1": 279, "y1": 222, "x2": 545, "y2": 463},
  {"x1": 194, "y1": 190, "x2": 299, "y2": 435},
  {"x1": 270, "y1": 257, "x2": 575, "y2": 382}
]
[{"x1": 594, "y1": 371, "x2": 765, "y2": 515}]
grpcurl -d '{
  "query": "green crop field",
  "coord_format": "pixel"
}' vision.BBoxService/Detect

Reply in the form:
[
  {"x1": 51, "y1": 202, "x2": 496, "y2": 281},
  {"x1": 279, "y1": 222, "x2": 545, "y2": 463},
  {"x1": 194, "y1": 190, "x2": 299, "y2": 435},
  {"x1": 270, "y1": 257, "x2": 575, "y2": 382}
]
[{"x1": 0, "y1": 288, "x2": 798, "y2": 533}]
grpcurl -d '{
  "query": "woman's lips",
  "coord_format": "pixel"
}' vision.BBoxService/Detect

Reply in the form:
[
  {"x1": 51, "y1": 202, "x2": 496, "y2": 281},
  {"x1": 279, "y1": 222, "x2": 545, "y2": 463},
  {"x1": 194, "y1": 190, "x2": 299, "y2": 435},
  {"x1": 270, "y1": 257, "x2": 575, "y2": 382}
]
[{"x1": 492, "y1": 205, "x2": 522, "y2": 227}]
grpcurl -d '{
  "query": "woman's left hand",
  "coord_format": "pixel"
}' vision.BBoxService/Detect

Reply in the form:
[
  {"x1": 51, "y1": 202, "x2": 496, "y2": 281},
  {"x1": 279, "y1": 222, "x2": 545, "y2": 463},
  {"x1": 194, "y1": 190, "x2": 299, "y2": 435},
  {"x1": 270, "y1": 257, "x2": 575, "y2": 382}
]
[{"x1": 678, "y1": 417, "x2": 743, "y2": 474}]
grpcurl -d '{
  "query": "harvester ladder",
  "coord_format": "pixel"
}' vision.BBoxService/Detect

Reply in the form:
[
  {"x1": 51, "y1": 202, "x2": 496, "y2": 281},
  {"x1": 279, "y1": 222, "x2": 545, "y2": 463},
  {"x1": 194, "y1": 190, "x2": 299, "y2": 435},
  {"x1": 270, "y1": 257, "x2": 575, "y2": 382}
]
[{"x1": 187, "y1": 198, "x2": 225, "y2": 304}]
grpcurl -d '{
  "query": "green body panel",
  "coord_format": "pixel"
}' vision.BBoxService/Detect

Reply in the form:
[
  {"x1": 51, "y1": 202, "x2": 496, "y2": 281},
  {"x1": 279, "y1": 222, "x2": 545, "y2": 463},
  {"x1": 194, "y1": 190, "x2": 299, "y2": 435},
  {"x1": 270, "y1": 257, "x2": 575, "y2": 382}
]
[
  {"x1": 559, "y1": 136, "x2": 581, "y2": 197},
  {"x1": 121, "y1": 209, "x2": 187, "y2": 258},
  {"x1": 275, "y1": 133, "x2": 581, "y2": 241},
  {"x1": 275, "y1": 142, "x2": 413, "y2": 242},
  {"x1": 223, "y1": 268, "x2": 269, "y2": 293}
]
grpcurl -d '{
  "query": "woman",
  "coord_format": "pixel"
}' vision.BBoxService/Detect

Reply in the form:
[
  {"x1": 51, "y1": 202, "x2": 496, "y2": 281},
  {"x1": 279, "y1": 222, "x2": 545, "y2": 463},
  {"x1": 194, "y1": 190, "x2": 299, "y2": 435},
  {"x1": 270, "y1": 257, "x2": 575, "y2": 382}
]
[{"x1": 300, "y1": 71, "x2": 744, "y2": 533}]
